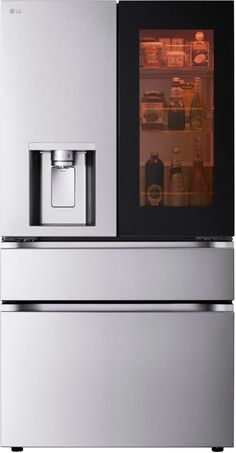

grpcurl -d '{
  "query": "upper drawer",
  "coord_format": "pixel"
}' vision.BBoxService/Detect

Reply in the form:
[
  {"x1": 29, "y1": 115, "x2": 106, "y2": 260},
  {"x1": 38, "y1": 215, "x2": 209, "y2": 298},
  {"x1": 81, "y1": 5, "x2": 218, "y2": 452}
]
[{"x1": 0, "y1": 242, "x2": 234, "y2": 301}]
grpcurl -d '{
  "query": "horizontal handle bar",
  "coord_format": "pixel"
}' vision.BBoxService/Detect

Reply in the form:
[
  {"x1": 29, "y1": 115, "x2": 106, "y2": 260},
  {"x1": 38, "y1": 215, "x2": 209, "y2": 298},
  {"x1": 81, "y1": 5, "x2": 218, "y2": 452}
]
[
  {"x1": 1, "y1": 303, "x2": 233, "y2": 313},
  {"x1": 1, "y1": 241, "x2": 233, "y2": 249}
]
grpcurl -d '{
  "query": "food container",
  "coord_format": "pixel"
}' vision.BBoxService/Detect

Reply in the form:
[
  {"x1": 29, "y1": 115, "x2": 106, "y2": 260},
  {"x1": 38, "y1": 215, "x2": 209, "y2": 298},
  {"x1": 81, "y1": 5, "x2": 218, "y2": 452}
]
[
  {"x1": 141, "y1": 91, "x2": 167, "y2": 130},
  {"x1": 142, "y1": 39, "x2": 164, "y2": 67},
  {"x1": 140, "y1": 38, "x2": 154, "y2": 67},
  {"x1": 191, "y1": 31, "x2": 209, "y2": 68},
  {"x1": 159, "y1": 38, "x2": 171, "y2": 64},
  {"x1": 167, "y1": 51, "x2": 185, "y2": 68}
]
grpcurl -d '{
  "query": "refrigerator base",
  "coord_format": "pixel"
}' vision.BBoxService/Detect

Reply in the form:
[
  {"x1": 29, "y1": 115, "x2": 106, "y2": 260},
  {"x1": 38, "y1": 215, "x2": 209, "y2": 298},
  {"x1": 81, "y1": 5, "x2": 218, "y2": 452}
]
[
  {"x1": 1, "y1": 304, "x2": 234, "y2": 449},
  {"x1": 9, "y1": 448, "x2": 226, "y2": 451},
  {"x1": 8, "y1": 447, "x2": 224, "y2": 452}
]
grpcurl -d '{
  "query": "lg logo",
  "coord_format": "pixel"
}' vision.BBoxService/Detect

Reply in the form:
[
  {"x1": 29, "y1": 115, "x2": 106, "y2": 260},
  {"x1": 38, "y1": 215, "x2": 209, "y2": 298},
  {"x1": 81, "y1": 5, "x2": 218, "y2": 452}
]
[{"x1": 9, "y1": 8, "x2": 23, "y2": 14}]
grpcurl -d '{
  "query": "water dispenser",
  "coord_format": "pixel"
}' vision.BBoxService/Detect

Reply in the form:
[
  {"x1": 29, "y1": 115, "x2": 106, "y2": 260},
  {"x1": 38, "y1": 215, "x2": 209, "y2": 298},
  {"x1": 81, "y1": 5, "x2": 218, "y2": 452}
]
[{"x1": 30, "y1": 143, "x2": 95, "y2": 226}]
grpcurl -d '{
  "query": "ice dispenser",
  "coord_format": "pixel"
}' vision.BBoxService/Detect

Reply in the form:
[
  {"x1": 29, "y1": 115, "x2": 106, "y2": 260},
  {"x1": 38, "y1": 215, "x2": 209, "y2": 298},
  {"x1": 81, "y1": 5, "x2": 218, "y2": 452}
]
[{"x1": 30, "y1": 143, "x2": 95, "y2": 226}]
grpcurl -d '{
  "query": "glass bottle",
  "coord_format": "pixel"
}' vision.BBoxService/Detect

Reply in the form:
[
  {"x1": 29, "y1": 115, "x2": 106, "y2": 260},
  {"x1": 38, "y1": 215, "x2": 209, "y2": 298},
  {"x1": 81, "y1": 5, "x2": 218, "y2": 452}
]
[
  {"x1": 182, "y1": 82, "x2": 194, "y2": 129},
  {"x1": 145, "y1": 152, "x2": 164, "y2": 206},
  {"x1": 188, "y1": 137, "x2": 209, "y2": 207},
  {"x1": 168, "y1": 77, "x2": 185, "y2": 130},
  {"x1": 166, "y1": 147, "x2": 185, "y2": 207},
  {"x1": 189, "y1": 77, "x2": 207, "y2": 130},
  {"x1": 191, "y1": 31, "x2": 209, "y2": 68}
]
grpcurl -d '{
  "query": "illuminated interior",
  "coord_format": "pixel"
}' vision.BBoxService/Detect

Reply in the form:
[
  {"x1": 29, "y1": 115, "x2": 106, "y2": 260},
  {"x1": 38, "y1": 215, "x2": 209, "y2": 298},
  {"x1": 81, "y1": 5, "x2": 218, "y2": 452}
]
[{"x1": 139, "y1": 29, "x2": 214, "y2": 207}]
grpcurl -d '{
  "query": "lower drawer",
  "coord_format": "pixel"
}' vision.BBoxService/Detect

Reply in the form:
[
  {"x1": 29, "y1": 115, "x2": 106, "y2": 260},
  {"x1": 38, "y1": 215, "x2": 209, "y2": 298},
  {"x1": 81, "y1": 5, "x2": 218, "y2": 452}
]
[{"x1": 0, "y1": 304, "x2": 234, "y2": 448}]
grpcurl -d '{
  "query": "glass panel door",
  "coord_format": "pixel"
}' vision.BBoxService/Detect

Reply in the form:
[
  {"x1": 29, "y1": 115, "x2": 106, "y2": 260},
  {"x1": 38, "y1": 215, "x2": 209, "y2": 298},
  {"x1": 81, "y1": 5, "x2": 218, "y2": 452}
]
[
  {"x1": 119, "y1": 1, "x2": 234, "y2": 239},
  {"x1": 140, "y1": 29, "x2": 214, "y2": 208}
]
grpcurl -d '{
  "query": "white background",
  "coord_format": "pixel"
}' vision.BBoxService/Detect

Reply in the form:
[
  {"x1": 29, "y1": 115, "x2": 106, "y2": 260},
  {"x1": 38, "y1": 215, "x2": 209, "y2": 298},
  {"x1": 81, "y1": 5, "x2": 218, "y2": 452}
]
[{"x1": 0, "y1": 0, "x2": 235, "y2": 452}]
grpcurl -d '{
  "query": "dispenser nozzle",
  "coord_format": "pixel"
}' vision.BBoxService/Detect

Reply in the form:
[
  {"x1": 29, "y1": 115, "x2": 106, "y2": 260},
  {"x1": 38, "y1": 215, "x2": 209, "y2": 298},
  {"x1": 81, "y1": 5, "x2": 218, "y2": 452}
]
[{"x1": 51, "y1": 150, "x2": 74, "y2": 168}]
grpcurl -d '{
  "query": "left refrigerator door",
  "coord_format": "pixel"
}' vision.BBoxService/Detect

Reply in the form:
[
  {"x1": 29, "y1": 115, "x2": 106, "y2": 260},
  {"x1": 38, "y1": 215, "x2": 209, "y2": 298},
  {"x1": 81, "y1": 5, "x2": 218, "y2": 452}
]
[{"x1": 0, "y1": 0, "x2": 117, "y2": 237}]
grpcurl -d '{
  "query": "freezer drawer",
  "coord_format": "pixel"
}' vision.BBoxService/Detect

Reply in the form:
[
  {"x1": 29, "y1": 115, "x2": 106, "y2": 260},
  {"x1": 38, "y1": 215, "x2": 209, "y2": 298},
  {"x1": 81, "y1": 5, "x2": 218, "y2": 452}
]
[
  {"x1": 0, "y1": 304, "x2": 234, "y2": 448},
  {"x1": 0, "y1": 242, "x2": 234, "y2": 300}
]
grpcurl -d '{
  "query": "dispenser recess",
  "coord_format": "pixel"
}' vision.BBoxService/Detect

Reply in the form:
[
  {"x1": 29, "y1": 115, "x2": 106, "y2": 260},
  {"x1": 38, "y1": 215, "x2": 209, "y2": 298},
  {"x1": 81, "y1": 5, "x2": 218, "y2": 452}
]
[{"x1": 30, "y1": 143, "x2": 95, "y2": 226}]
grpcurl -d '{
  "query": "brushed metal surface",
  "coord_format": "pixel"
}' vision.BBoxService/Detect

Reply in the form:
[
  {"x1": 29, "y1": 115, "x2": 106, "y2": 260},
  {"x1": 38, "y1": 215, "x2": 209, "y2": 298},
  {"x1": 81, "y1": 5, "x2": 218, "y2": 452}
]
[
  {"x1": 1, "y1": 310, "x2": 234, "y2": 447},
  {"x1": 0, "y1": 0, "x2": 116, "y2": 236},
  {"x1": 0, "y1": 246, "x2": 234, "y2": 300}
]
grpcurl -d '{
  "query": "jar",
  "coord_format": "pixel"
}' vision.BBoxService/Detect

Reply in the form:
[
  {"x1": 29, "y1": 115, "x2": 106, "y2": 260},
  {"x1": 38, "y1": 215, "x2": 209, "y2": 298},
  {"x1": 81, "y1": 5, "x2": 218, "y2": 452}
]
[
  {"x1": 141, "y1": 91, "x2": 167, "y2": 130},
  {"x1": 142, "y1": 39, "x2": 164, "y2": 67},
  {"x1": 140, "y1": 38, "x2": 153, "y2": 67}
]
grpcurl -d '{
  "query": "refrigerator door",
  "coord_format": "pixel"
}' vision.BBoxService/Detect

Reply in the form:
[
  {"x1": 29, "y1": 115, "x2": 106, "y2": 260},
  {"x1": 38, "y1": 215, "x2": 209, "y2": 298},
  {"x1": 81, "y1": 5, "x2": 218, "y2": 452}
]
[
  {"x1": 0, "y1": 242, "x2": 233, "y2": 301},
  {"x1": 119, "y1": 1, "x2": 234, "y2": 238},
  {"x1": 0, "y1": 0, "x2": 116, "y2": 237},
  {"x1": 1, "y1": 304, "x2": 234, "y2": 448}
]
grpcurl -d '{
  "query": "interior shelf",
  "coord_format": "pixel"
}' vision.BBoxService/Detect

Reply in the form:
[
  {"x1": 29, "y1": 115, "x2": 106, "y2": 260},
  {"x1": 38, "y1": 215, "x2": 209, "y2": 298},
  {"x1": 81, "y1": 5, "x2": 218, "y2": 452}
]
[
  {"x1": 141, "y1": 129, "x2": 212, "y2": 134},
  {"x1": 140, "y1": 162, "x2": 214, "y2": 167},
  {"x1": 140, "y1": 68, "x2": 213, "y2": 79}
]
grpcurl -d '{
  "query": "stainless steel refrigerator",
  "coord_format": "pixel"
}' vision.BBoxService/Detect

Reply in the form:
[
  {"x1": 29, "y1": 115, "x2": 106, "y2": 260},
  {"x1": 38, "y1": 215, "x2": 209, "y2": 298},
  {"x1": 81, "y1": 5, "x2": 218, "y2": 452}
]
[{"x1": 0, "y1": 0, "x2": 234, "y2": 451}]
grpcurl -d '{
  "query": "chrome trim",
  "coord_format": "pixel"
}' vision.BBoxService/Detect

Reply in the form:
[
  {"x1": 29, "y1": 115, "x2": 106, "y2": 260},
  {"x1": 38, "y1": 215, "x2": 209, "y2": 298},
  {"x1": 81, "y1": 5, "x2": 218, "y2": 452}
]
[
  {"x1": 0, "y1": 241, "x2": 233, "y2": 249},
  {"x1": 1, "y1": 303, "x2": 233, "y2": 313}
]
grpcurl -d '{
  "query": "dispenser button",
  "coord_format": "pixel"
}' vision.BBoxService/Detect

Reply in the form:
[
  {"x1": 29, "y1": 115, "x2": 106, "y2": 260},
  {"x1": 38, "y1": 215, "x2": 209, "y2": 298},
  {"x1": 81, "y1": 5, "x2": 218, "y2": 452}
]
[{"x1": 51, "y1": 166, "x2": 75, "y2": 207}]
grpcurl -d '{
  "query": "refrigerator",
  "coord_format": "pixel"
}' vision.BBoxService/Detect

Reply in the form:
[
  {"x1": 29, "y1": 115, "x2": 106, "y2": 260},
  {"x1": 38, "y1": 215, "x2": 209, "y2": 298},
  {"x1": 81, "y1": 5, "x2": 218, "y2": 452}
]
[{"x1": 0, "y1": 0, "x2": 234, "y2": 451}]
